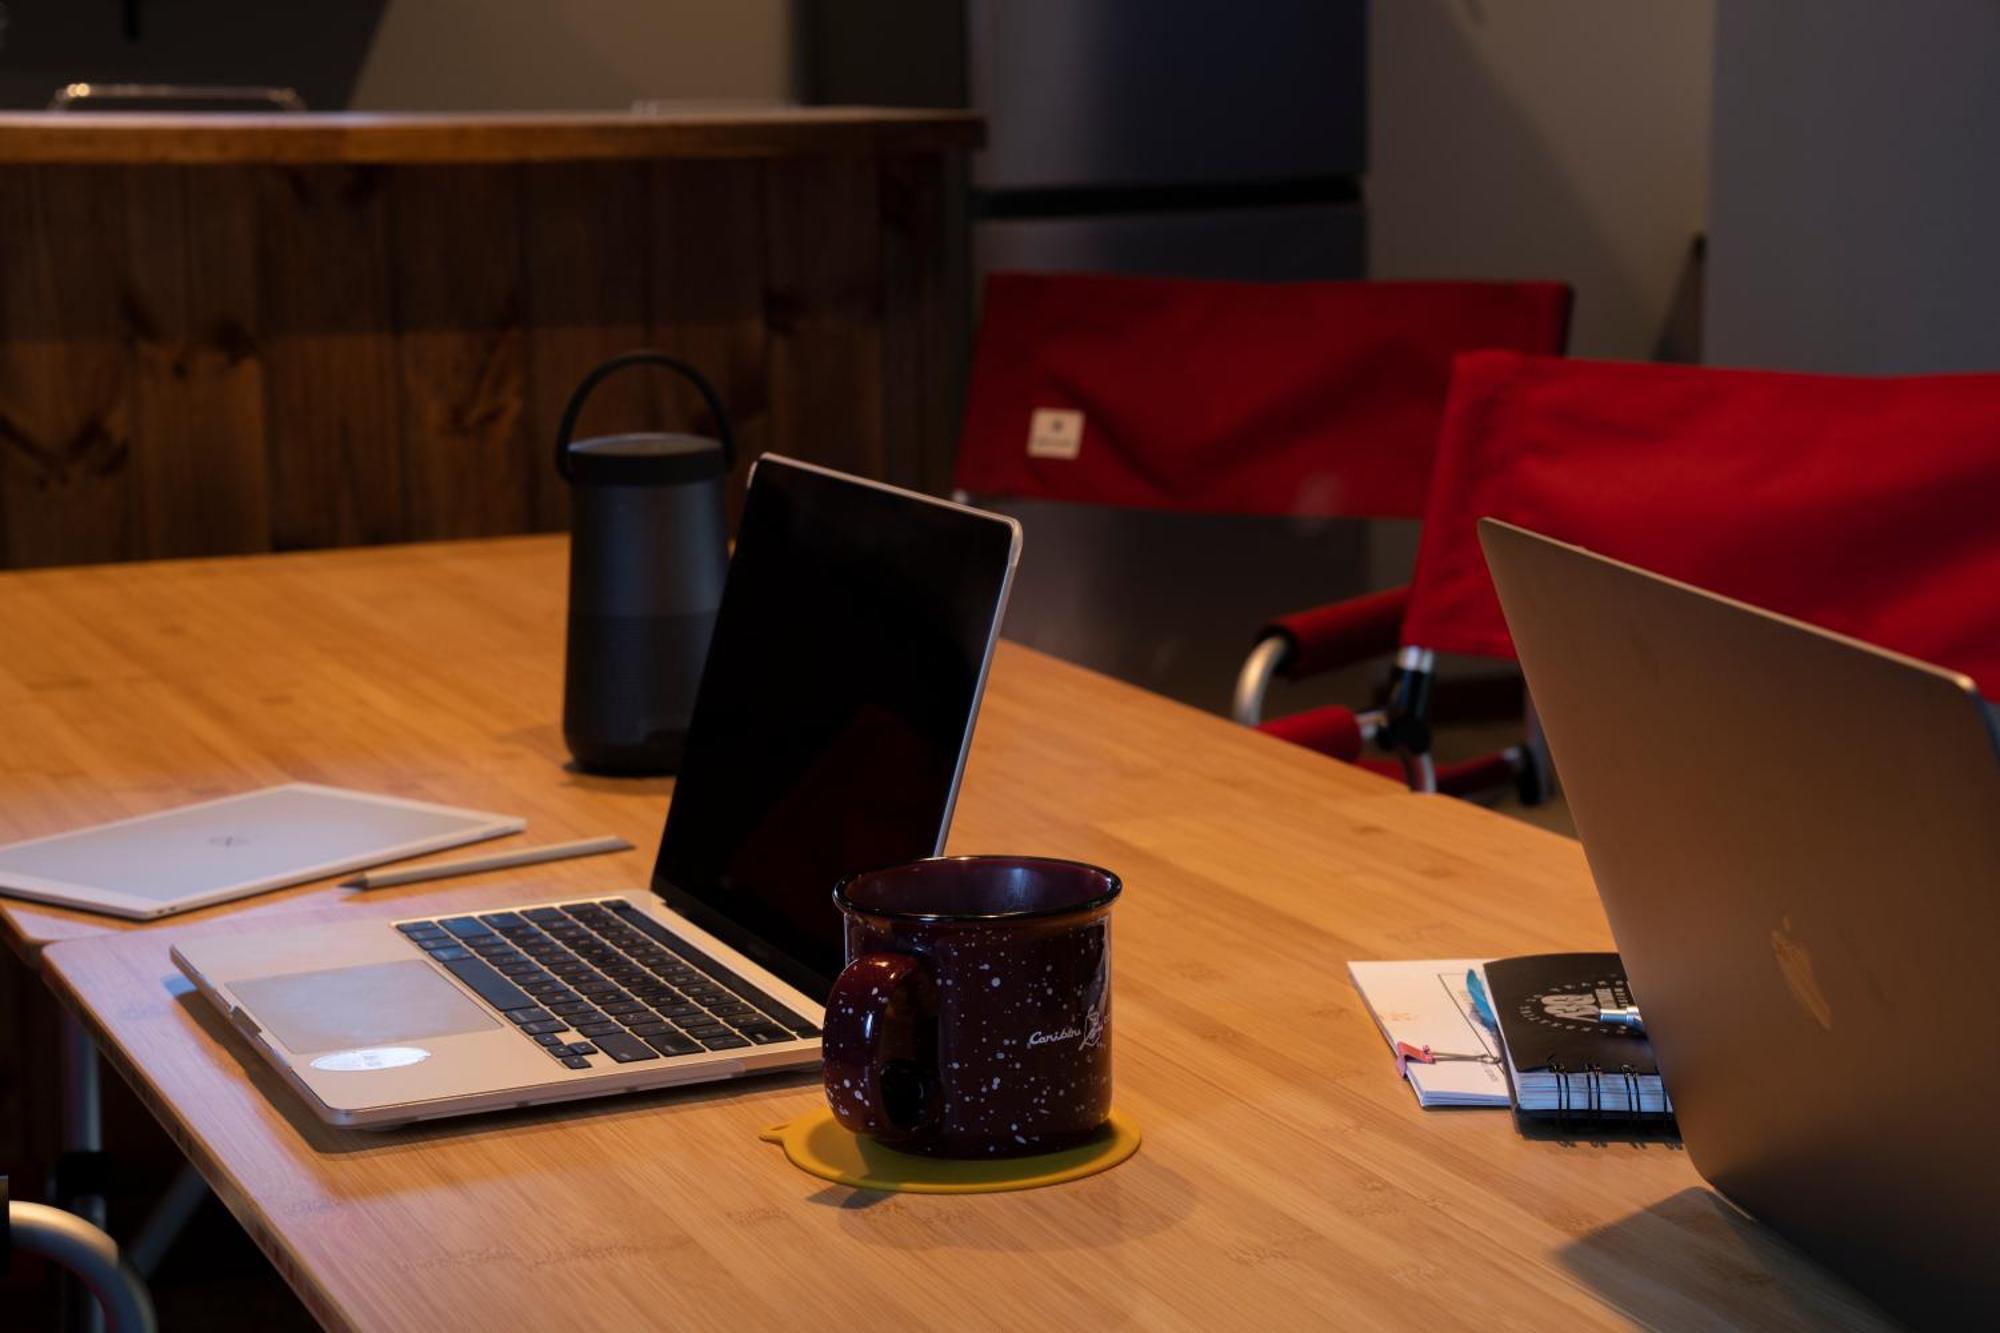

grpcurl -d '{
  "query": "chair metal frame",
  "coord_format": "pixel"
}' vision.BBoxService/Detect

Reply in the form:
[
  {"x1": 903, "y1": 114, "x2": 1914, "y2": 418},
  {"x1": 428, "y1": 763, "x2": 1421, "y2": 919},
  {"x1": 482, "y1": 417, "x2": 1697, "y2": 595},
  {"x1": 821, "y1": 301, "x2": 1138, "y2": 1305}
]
[
  {"x1": 9, "y1": 1197, "x2": 158, "y2": 1333},
  {"x1": 1235, "y1": 639, "x2": 1554, "y2": 800}
]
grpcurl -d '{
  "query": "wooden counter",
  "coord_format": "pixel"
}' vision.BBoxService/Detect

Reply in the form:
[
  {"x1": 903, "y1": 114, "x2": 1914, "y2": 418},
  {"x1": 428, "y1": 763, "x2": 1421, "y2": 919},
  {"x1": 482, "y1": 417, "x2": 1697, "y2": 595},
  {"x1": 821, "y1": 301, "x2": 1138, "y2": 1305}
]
[
  {"x1": 0, "y1": 108, "x2": 980, "y2": 569},
  {"x1": 0, "y1": 108, "x2": 981, "y2": 165}
]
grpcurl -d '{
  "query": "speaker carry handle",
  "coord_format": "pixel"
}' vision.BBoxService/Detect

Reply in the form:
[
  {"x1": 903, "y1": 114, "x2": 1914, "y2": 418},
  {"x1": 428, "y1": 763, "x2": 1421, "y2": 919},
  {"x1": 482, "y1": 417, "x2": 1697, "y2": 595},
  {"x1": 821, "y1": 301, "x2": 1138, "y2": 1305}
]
[{"x1": 553, "y1": 350, "x2": 738, "y2": 482}]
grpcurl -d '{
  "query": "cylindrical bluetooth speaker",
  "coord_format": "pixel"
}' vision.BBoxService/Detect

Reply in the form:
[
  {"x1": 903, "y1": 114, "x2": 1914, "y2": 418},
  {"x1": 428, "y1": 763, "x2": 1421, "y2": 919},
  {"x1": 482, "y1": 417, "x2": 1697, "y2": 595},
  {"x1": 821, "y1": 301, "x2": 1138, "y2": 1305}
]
[{"x1": 555, "y1": 351, "x2": 734, "y2": 775}]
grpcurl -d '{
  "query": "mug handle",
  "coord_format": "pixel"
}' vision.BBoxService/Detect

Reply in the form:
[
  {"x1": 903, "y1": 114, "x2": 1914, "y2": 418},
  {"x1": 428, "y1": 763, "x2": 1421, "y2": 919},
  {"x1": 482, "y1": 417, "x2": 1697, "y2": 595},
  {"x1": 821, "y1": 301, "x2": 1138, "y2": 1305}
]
[{"x1": 821, "y1": 952, "x2": 940, "y2": 1146}]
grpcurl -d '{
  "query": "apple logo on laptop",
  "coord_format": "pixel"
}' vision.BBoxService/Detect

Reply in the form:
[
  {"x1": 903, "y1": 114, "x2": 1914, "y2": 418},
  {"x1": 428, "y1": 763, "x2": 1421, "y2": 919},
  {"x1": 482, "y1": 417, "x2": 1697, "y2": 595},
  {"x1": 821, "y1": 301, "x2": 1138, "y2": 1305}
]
[{"x1": 1770, "y1": 915, "x2": 1834, "y2": 1030}]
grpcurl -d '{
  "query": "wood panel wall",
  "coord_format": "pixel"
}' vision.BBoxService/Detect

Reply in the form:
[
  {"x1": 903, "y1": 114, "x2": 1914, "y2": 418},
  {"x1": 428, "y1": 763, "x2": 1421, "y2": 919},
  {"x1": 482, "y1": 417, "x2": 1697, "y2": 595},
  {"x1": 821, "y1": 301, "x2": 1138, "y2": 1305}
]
[{"x1": 0, "y1": 153, "x2": 970, "y2": 568}]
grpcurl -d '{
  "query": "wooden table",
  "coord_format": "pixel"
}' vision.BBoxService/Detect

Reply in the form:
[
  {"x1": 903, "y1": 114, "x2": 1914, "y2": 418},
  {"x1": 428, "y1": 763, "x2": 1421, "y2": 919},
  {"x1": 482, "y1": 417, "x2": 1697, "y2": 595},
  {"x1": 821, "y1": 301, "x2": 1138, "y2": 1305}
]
[
  {"x1": 0, "y1": 107, "x2": 977, "y2": 570},
  {"x1": 8, "y1": 538, "x2": 1887, "y2": 1329}
]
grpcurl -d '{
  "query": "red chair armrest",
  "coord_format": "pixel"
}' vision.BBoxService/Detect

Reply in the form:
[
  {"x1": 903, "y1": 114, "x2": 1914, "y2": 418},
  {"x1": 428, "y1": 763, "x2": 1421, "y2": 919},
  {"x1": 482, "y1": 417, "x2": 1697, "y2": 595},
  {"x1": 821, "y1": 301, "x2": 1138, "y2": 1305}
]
[
  {"x1": 1433, "y1": 753, "x2": 1519, "y2": 798},
  {"x1": 1260, "y1": 584, "x2": 1410, "y2": 680},
  {"x1": 1255, "y1": 706, "x2": 1365, "y2": 763},
  {"x1": 1356, "y1": 753, "x2": 1518, "y2": 796}
]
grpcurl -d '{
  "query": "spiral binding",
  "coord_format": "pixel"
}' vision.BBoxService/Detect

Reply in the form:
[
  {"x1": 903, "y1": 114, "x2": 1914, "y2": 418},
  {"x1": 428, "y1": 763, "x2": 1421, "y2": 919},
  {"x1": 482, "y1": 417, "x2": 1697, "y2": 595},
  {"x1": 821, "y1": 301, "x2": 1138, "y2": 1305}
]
[{"x1": 1543, "y1": 1056, "x2": 1663, "y2": 1127}]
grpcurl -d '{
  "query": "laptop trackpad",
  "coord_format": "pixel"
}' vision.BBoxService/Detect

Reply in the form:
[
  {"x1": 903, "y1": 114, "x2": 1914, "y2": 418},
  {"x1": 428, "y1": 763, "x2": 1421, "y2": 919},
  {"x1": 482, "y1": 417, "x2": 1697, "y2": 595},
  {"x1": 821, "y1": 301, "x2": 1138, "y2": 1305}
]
[{"x1": 231, "y1": 960, "x2": 499, "y2": 1054}]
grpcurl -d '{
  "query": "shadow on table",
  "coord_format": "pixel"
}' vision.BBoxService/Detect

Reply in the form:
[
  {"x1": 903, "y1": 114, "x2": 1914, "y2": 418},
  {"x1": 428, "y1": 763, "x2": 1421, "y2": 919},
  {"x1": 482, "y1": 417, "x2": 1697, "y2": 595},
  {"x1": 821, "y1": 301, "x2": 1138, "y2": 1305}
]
[
  {"x1": 1556, "y1": 1187, "x2": 1899, "y2": 1330},
  {"x1": 1513, "y1": 1115, "x2": 1684, "y2": 1148},
  {"x1": 490, "y1": 720, "x2": 676, "y2": 798},
  {"x1": 807, "y1": 1154, "x2": 1197, "y2": 1251},
  {"x1": 557, "y1": 764, "x2": 674, "y2": 799}
]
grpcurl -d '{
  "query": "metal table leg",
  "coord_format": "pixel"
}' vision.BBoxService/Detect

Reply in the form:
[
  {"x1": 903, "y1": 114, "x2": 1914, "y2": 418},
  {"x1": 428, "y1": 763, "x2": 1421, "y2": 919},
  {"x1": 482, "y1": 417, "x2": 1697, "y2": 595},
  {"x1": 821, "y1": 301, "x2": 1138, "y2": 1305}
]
[
  {"x1": 59, "y1": 1011, "x2": 106, "y2": 1225},
  {"x1": 126, "y1": 1162, "x2": 208, "y2": 1279},
  {"x1": 55, "y1": 1009, "x2": 211, "y2": 1317},
  {"x1": 58, "y1": 1011, "x2": 108, "y2": 1333}
]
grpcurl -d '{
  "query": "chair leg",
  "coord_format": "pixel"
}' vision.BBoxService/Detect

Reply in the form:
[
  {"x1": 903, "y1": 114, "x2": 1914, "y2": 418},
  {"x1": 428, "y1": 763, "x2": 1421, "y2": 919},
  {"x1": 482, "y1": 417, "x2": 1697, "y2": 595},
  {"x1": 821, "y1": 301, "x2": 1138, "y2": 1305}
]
[{"x1": 1382, "y1": 647, "x2": 1439, "y2": 793}]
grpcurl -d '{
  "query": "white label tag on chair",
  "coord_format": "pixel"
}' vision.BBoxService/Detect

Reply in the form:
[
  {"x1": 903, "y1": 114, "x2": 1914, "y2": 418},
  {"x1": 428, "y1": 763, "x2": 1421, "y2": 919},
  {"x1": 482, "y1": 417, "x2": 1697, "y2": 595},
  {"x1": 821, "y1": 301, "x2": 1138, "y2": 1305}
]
[{"x1": 1027, "y1": 408, "x2": 1084, "y2": 459}]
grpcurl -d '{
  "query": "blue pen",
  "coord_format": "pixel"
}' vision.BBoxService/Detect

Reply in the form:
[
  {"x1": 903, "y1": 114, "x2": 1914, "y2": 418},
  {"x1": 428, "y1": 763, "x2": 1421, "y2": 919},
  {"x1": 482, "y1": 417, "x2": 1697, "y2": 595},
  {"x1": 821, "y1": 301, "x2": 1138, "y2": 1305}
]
[{"x1": 1466, "y1": 967, "x2": 1499, "y2": 1031}]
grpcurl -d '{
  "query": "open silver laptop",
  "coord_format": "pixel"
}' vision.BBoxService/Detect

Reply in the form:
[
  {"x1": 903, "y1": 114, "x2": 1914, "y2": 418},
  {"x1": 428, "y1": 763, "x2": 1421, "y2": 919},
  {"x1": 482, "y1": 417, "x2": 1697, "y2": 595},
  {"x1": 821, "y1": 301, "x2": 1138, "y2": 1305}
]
[
  {"x1": 1481, "y1": 519, "x2": 2000, "y2": 1325},
  {"x1": 174, "y1": 458, "x2": 1021, "y2": 1128}
]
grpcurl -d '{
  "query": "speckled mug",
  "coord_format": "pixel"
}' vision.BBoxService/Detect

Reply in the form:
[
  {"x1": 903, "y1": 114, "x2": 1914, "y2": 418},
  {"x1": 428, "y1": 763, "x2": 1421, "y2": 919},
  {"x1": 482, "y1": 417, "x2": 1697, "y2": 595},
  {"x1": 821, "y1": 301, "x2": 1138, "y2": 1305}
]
[{"x1": 823, "y1": 856, "x2": 1120, "y2": 1158}]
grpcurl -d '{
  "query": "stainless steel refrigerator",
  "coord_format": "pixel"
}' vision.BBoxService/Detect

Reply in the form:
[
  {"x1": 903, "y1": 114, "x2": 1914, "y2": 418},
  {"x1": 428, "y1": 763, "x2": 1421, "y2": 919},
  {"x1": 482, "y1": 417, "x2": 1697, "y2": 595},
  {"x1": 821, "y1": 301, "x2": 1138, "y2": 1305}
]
[
  {"x1": 801, "y1": 2, "x2": 1375, "y2": 716},
  {"x1": 800, "y1": 0, "x2": 1367, "y2": 282}
]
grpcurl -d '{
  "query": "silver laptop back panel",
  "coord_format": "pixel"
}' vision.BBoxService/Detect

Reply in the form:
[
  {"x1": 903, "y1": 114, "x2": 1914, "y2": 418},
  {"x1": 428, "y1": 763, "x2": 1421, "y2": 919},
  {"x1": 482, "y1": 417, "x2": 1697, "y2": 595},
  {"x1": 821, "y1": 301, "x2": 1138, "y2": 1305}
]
[{"x1": 1481, "y1": 519, "x2": 2000, "y2": 1322}]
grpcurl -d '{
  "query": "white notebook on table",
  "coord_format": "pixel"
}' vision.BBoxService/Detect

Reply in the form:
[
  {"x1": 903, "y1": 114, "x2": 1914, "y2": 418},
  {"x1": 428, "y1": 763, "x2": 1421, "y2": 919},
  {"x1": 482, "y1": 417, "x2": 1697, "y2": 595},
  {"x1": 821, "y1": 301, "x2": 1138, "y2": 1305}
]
[{"x1": 1348, "y1": 958, "x2": 1510, "y2": 1108}]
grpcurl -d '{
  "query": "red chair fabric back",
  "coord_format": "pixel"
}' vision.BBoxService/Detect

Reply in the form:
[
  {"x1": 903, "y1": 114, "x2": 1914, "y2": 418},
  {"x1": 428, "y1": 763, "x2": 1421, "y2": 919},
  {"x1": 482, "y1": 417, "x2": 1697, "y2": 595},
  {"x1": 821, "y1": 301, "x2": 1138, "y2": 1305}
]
[
  {"x1": 953, "y1": 273, "x2": 1574, "y2": 519},
  {"x1": 1403, "y1": 352, "x2": 2000, "y2": 690}
]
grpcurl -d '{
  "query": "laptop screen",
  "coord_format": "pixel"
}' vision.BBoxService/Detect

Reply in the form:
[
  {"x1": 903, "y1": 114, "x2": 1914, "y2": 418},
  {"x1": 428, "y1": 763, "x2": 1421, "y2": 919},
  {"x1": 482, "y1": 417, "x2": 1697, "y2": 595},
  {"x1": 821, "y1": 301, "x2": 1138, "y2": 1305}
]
[{"x1": 651, "y1": 457, "x2": 1019, "y2": 999}]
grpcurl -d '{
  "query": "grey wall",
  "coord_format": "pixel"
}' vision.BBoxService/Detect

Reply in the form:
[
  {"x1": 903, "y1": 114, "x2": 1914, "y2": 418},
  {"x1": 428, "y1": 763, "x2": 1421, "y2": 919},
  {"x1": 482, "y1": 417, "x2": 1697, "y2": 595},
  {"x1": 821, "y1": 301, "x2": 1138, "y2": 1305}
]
[
  {"x1": 0, "y1": 1, "x2": 793, "y2": 111},
  {"x1": 1368, "y1": 1, "x2": 1715, "y2": 360},
  {"x1": 1705, "y1": 1, "x2": 2000, "y2": 373},
  {"x1": 351, "y1": 0, "x2": 794, "y2": 110},
  {"x1": 0, "y1": 1, "x2": 386, "y2": 110}
]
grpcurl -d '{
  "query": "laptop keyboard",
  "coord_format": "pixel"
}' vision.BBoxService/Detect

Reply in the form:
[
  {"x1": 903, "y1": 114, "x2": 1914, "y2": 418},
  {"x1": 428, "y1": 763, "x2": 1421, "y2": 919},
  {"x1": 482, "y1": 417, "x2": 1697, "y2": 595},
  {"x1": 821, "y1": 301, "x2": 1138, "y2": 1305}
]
[{"x1": 395, "y1": 899, "x2": 819, "y2": 1071}]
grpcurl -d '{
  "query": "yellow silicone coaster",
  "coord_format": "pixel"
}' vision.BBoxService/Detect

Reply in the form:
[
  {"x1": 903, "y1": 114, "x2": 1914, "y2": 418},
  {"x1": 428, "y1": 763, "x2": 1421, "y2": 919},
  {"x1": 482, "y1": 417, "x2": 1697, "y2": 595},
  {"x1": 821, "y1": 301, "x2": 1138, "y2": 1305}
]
[{"x1": 759, "y1": 1108, "x2": 1141, "y2": 1194}]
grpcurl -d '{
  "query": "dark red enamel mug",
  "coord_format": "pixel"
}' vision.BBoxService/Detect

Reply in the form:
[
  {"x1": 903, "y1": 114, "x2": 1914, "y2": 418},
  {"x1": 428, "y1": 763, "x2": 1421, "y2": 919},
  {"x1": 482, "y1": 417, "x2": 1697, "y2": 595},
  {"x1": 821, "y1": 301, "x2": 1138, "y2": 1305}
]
[{"x1": 823, "y1": 856, "x2": 1121, "y2": 1157}]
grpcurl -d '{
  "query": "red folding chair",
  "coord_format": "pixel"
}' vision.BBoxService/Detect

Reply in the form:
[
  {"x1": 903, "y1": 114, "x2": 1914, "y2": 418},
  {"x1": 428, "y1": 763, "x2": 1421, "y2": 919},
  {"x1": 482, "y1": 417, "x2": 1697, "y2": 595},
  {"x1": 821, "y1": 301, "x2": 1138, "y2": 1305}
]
[
  {"x1": 955, "y1": 272, "x2": 1573, "y2": 714},
  {"x1": 1260, "y1": 350, "x2": 2000, "y2": 795},
  {"x1": 957, "y1": 272, "x2": 1574, "y2": 518}
]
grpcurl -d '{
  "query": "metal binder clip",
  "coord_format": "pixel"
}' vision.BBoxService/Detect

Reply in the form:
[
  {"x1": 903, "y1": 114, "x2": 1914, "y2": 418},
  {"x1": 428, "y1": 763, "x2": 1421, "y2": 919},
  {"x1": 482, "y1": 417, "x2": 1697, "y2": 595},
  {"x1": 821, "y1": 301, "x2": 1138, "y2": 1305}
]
[
  {"x1": 1393, "y1": 1040, "x2": 1496, "y2": 1080},
  {"x1": 1596, "y1": 1004, "x2": 1645, "y2": 1031},
  {"x1": 1393, "y1": 1041, "x2": 1435, "y2": 1079}
]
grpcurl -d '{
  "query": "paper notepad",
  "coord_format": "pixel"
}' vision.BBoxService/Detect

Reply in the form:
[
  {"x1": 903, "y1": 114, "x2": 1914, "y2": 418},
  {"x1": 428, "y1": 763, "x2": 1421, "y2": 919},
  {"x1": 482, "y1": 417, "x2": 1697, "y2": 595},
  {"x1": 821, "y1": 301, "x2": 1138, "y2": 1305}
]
[{"x1": 1347, "y1": 959, "x2": 1509, "y2": 1108}]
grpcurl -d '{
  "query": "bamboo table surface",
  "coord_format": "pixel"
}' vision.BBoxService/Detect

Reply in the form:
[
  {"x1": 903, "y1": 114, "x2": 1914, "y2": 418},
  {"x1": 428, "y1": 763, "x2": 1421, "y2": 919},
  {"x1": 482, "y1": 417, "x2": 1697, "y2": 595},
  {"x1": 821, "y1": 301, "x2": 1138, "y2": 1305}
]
[{"x1": 12, "y1": 537, "x2": 1888, "y2": 1329}]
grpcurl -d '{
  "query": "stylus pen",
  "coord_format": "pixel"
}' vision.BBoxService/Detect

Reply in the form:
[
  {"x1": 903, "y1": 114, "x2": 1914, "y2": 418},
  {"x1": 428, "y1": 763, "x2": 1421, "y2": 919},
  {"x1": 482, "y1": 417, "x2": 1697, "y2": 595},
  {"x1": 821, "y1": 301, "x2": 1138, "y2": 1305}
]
[{"x1": 339, "y1": 836, "x2": 634, "y2": 890}]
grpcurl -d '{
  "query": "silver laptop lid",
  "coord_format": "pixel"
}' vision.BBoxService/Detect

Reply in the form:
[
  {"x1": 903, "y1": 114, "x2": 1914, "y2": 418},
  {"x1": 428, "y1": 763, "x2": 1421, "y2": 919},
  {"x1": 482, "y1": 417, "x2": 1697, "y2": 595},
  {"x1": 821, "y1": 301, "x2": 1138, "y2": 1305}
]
[
  {"x1": 1480, "y1": 518, "x2": 2000, "y2": 1324},
  {"x1": 0, "y1": 784, "x2": 522, "y2": 920}
]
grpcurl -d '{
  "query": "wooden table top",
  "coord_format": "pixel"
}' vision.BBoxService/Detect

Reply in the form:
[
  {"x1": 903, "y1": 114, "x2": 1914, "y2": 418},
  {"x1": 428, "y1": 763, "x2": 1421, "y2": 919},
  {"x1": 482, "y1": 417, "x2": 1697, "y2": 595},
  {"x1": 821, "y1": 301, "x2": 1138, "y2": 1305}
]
[
  {"x1": 14, "y1": 538, "x2": 1887, "y2": 1329},
  {"x1": 0, "y1": 106, "x2": 983, "y2": 165}
]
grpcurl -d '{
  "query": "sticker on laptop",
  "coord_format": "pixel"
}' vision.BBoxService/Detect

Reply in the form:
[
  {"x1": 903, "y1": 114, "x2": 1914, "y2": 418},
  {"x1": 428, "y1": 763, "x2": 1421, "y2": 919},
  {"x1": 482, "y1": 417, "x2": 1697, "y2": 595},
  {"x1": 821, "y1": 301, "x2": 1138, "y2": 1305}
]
[
  {"x1": 1027, "y1": 408, "x2": 1084, "y2": 459},
  {"x1": 311, "y1": 1046, "x2": 432, "y2": 1072}
]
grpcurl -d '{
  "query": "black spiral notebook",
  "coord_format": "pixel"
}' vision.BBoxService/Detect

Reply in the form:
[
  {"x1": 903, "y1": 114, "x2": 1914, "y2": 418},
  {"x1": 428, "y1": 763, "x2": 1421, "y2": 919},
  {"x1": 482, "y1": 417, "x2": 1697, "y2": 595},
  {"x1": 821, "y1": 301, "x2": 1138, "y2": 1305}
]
[{"x1": 1479, "y1": 953, "x2": 1676, "y2": 1123}]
